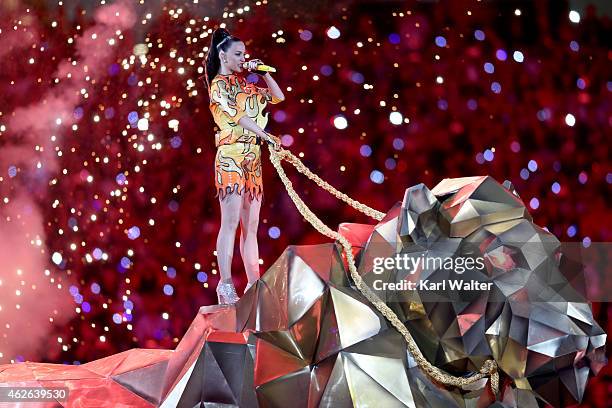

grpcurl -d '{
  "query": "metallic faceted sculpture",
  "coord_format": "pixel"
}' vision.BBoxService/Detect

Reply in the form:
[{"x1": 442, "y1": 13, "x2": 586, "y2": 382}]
[{"x1": 0, "y1": 176, "x2": 606, "y2": 407}]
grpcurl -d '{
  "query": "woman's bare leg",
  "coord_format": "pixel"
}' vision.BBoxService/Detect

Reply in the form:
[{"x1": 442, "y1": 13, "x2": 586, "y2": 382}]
[
  {"x1": 239, "y1": 194, "x2": 262, "y2": 284},
  {"x1": 216, "y1": 192, "x2": 242, "y2": 283}
]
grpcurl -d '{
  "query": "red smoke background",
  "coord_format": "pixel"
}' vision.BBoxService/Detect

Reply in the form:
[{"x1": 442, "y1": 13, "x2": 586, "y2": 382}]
[{"x1": 0, "y1": 0, "x2": 610, "y2": 405}]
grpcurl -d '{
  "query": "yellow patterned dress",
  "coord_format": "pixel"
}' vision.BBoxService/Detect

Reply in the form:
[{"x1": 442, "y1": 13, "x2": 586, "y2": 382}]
[{"x1": 208, "y1": 73, "x2": 283, "y2": 202}]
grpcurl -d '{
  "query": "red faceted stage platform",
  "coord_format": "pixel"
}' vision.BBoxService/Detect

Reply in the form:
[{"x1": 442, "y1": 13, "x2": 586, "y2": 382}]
[{"x1": 0, "y1": 177, "x2": 606, "y2": 407}]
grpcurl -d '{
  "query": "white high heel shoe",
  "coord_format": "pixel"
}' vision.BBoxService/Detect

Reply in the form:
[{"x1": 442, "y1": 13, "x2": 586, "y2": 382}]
[
  {"x1": 216, "y1": 281, "x2": 240, "y2": 305},
  {"x1": 243, "y1": 280, "x2": 257, "y2": 295}
]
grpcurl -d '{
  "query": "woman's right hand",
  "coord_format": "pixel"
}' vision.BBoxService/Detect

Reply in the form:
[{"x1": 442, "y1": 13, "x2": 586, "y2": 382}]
[{"x1": 247, "y1": 59, "x2": 265, "y2": 73}]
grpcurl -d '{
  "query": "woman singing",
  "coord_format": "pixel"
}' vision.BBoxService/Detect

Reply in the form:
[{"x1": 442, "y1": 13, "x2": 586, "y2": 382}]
[{"x1": 204, "y1": 28, "x2": 285, "y2": 305}]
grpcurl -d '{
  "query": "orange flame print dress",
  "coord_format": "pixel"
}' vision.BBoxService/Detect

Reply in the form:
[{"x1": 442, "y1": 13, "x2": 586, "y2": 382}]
[{"x1": 208, "y1": 73, "x2": 283, "y2": 202}]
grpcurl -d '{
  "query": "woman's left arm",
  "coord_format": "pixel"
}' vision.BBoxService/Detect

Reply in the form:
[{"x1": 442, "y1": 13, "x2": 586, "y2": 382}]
[{"x1": 262, "y1": 72, "x2": 285, "y2": 102}]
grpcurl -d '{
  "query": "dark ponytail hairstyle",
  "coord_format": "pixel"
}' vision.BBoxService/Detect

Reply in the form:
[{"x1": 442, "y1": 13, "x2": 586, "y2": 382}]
[{"x1": 205, "y1": 28, "x2": 242, "y2": 89}]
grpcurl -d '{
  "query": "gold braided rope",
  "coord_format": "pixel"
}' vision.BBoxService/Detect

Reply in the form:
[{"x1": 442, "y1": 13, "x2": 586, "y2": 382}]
[{"x1": 266, "y1": 144, "x2": 499, "y2": 396}]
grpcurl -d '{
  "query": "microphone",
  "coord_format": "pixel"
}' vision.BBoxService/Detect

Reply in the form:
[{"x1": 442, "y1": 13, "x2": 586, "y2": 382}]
[{"x1": 242, "y1": 61, "x2": 277, "y2": 73}]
